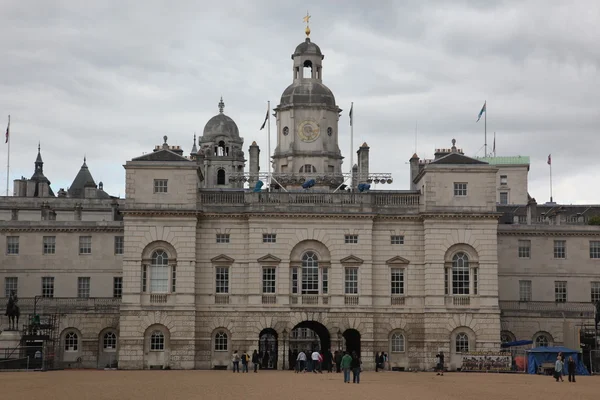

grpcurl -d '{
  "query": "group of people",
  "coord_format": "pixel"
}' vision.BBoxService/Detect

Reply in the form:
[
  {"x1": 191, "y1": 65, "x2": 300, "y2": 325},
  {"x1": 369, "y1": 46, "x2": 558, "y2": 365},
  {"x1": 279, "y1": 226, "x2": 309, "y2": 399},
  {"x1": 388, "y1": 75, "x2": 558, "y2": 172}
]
[
  {"x1": 553, "y1": 352, "x2": 577, "y2": 383},
  {"x1": 375, "y1": 352, "x2": 389, "y2": 372},
  {"x1": 231, "y1": 350, "x2": 263, "y2": 373}
]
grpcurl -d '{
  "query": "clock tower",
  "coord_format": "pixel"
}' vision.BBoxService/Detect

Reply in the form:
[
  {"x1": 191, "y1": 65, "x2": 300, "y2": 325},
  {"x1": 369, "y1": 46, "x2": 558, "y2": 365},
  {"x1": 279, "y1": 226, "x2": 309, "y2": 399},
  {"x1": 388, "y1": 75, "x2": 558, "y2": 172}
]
[{"x1": 272, "y1": 20, "x2": 343, "y2": 188}]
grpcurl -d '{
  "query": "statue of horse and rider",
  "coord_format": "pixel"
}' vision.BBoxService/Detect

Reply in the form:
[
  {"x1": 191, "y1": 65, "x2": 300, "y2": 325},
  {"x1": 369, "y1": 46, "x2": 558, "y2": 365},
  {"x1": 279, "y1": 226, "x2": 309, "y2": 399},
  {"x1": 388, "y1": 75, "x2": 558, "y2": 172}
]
[{"x1": 4, "y1": 291, "x2": 20, "y2": 331}]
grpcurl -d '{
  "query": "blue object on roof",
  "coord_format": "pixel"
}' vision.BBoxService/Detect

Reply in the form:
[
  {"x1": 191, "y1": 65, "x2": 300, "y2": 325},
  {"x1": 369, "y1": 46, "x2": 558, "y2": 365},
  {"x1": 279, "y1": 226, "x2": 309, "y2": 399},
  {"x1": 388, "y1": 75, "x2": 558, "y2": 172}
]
[
  {"x1": 358, "y1": 183, "x2": 371, "y2": 192},
  {"x1": 302, "y1": 179, "x2": 315, "y2": 189},
  {"x1": 526, "y1": 346, "x2": 589, "y2": 375},
  {"x1": 253, "y1": 180, "x2": 264, "y2": 192},
  {"x1": 501, "y1": 340, "x2": 533, "y2": 348}
]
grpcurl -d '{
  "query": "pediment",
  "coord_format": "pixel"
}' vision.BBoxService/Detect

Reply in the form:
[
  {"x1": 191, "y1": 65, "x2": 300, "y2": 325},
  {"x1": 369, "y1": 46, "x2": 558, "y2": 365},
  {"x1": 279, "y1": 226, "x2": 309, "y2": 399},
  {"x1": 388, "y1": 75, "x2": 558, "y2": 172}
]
[
  {"x1": 340, "y1": 255, "x2": 364, "y2": 265},
  {"x1": 386, "y1": 256, "x2": 410, "y2": 265},
  {"x1": 211, "y1": 254, "x2": 235, "y2": 264},
  {"x1": 257, "y1": 254, "x2": 282, "y2": 264},
  {"x1": 132, "y1": 149, "x2": 192, "y2": 162}
]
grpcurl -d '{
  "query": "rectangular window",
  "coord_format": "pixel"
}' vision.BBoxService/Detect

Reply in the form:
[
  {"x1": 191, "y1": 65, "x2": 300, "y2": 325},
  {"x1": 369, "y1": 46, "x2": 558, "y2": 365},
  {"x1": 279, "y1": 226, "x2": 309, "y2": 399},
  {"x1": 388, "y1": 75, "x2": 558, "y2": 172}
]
[
  {"x1": 591, "y1": 282, "x2": 600, "y2": 303},
  {"x1": 301, "y1": 263, "x2": 319, "y2": 295},
  {"x1": 291, "y1": 267, "x2": 298, "y2": 295},
  {"x1": 344, "y1": 234, "x2": 358, "y2": 244},
  {"x1": 390, "y1": 235, "x2": 404, "y2": 245},
  {"x1": 79, "y1": 236, "x2": 92, "y2": 255},
  {"x1": 519, "y1": 280, "x2": 532, "y2": 302},
  {"x1": 554, "y1": 281, "x2": 567, "y2": 303},
  {"x1": 499, "y1": 192, "x2": 508, "y2": 205},
  {"x1": 344, "y1": 268, "x2": 358, "y2": 295},
  {"x1": 518, "y1": 240, "x2": 531, "y2": 258},
  {"x1": 473, "y1": 267, "x2": 479, "y2": 295},
  {"x1": 262, "y1": 234, "x2": 277, "y2": 243},
  {"x1": 322, "y1": 268, "x2": 328, "y2": 295},
  {"x1": 454, "y1": 182, "x2": 467, "y2": 196},
  {"x1": 500, "y1": 175, "x2": 508, "y2": 185},
  {"x1": 262, "y1": 267, "x2": 276, "y2": 294},
  {"x1": 452, "y1": 266, "x2": 470, "y2": 295},
  {"x1": 444, "y1": 269, "x2": 449, "y2": 295},
  {"x1": 150, "y1": 263, "x2": 169, "y2": 293},
  {"x1": 78, "y1": 277, "x2": 90, "y2": 298},
  {"x1": 114, "y1": 236, "x2": 124, "y2": 255},
  {"x1": 171, "y1": 265, "x2": 177, "y2": 293},
  {"x1": 553, "y1": 240, "x2": 566, "y2": 259},
  {"x1": 142, "y1": 265, "x2": 147, "y2": 292},
  {"x1": 43, "y1": 236, "x2": 56, "y2": 254},
  {"x1": 113, "y1": 277, "x2": 123, "y2": 298},
  {"x1": 216, "y1": 234, "x2": 230, "y2": 244},
  {"x1": 6, "y1": 236, "x2": 19, "y2": 255},
  {"x1": 390, "y1": 268, "x2": 404, "y2": 295},
  {"x1": 590, "y1": 241, "x2": 600, "y2": 259},
  {"x1": 42, "y1": 277, "x2": 54, "y2": 298},
  {"x1": 215, "y1": 267, "x2": 229, "y2": 294},
  {"x1": 153, "y1": 179, "x2": 168, "y2": 193},
  {"x1": 4, "y1": 277, "x2": 18, "y2": 297}
]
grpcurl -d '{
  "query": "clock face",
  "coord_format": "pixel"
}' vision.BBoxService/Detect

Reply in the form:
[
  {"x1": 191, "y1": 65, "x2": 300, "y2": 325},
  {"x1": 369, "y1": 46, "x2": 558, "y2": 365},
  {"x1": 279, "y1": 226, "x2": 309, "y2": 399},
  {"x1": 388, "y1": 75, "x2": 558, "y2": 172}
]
[{"x1": 297, "y1": 120, "x2": 320, "y2": 143}]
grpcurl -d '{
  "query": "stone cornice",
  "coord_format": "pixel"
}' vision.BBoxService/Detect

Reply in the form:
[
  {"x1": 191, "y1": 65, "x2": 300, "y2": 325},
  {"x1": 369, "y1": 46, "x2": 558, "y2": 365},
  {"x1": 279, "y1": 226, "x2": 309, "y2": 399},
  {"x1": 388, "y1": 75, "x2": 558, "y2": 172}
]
[
  {"x1": 199, "y1": 213, "x2": 378, "y2": 220},
  {"x1": 498, "y1": 229, "x2": 600, "y2": 237},
  {"x1": 0, "y1": 223, "x2": 123, "y2": 233},
  {"x1": 122, "y1": 210, "x2": 197, "y2": 217},
  {"x1": 420, "y1": 212, "x2": 502, "y2": 220}
]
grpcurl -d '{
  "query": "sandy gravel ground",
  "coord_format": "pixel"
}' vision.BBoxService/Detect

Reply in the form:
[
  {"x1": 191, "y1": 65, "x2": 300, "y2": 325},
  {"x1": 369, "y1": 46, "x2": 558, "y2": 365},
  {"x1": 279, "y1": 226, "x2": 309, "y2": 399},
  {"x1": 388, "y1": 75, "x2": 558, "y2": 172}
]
[{"x1": 0, "y1": 370, "x2": 596, "y2": 400}]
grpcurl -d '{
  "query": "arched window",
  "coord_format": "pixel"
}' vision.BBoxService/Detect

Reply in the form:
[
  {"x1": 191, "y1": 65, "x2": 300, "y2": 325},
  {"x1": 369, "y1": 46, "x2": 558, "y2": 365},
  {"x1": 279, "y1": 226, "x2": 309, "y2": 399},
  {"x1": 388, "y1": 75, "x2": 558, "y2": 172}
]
[
  {"x1": 217, "y1": 169, "x2": 226, "y2": 185},
  {"x1": 103, "y1": 332, "x2": 117, "y2": 350},
  {"x1": 150, "y1": 331, "x2": 164, "y2": 351},
  {"x1": 301, "y1": 251, "x2": 319, "y2": 295},
  {"x1": 150, "y1": 250, "x2": 169, "y2": 293},
  {"x1": 535, "y1": 334, "x2": 549, "y2": 347},
  {"x1": 65, "y1": 332, "x2": 78, "y2": 351},
  {"x1": 455, "y1": 332, "x2": 469, "y2": 353},
  {"x1": 303, "y1": 60, "x2": 313, "y2": 79},
  {"x1": 452, "y1": 253, "x2": 470, "y2": 295},
  {"x1": 391, "y1": 333, "x2": 405, "y2": 353},
  {"x1": 217, "y1": 141, "x2": 226, "y2": 156},
  {"x1": 500, "y1": 331, "x2": 514, "y2": 344},
  {"x1": 214, "y1": 331, "x2": 228, "y2": 351},
  {"x1": 299, "y1": 164, "x2": 316, "y2": 173}
]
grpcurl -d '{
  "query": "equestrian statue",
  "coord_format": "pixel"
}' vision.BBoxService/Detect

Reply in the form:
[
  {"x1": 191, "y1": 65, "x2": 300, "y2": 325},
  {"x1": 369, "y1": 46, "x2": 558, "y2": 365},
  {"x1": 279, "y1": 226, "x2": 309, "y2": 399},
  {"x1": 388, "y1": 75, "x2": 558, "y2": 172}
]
[{"x1": 4, "y1": 291, "x2": 20, "y2": 331}]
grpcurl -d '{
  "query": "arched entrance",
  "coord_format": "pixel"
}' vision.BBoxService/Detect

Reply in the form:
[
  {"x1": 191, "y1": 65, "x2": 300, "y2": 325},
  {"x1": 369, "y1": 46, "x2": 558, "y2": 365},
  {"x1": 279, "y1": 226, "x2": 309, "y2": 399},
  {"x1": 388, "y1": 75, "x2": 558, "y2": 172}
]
[
  {"x1": 290, "y1": 321, "x2": 331, "y2": 372},
  {"x1": 343, "y1": 329, "x2": 361, "y2": 356},
  {"x1": 258, "y1": 328, "x2": 278, "y2": 369}
]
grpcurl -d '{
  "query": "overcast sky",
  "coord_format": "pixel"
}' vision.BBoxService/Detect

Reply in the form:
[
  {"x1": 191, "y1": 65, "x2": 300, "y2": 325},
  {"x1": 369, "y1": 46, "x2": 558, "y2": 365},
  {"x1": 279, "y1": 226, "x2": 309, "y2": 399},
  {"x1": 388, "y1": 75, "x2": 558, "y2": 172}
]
[{"x1": 0, "y1": 0, "x2": 598, "y2": 203}]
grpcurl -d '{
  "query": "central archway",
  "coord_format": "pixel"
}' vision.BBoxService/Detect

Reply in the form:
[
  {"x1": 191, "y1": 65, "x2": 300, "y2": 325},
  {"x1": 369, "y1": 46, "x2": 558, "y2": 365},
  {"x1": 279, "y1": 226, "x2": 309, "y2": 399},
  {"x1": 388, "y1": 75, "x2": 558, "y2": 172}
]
[
  {"x1": 290, "y1": 321, "x2": 331, "y2": 354},
  {"x1": 343, "y1": 329, "x2": 361, "y2": 356},
  {"x1": 258, "y1": 328, "x2": 278, "y2": 370}
]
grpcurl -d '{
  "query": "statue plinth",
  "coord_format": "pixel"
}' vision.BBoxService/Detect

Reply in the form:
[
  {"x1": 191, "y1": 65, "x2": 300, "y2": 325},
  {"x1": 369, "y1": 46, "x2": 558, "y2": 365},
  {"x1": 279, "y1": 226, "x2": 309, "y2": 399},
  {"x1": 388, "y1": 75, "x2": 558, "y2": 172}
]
[{"x1": 0, "y1": 329, "x2": 22, "y2": 349}]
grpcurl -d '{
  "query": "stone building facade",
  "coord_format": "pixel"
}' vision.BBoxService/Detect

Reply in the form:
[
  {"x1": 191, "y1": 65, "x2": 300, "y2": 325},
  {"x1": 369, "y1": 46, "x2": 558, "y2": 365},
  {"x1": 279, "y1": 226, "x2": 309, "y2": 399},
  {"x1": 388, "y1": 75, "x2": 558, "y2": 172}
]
[{"x1": 1, "y1": 32, "x2": 599, "y2": 371}]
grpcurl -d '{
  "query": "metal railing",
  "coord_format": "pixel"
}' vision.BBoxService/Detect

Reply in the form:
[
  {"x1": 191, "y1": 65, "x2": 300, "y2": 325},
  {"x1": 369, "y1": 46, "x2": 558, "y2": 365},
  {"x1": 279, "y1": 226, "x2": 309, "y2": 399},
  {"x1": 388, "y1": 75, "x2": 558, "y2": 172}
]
[
  {"x1": 499, "y1": 301, "x2": 595, "y2": 313},
  {"x1": 0, "y1": 297, "x2": 121, "y2": 313},
  {"x1": 261, "y1": 295, "x2": 276, "y2": 305}
]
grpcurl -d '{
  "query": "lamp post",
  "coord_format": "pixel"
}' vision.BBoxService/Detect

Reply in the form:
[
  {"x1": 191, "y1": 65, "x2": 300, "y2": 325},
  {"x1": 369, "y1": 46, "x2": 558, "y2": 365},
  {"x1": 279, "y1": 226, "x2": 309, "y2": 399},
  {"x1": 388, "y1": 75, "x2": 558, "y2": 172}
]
[
  {"x1": 337, "y1": 329, "x2": 342, "y2": 351},
  {"x1": 282, "y1": 328, "x2": 288, "y2": 371}
]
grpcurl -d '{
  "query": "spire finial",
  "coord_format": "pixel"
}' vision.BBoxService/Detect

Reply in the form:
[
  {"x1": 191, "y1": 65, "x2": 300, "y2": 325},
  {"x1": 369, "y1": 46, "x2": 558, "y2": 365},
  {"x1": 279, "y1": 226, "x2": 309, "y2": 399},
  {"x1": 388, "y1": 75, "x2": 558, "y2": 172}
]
[
  {"x1": 38, "y1": 141, "x2": 40, "y2": 152},
  {"x1": 303, "y1": 11, "x2": 311, "y2": 37},
  {"x1": 218, "y1": 97, "x2": 225, "y2": 113},
  {"x1": 193, "y1": 133, "x2": 196, "y2": 144},
  {"x1": 84, "y1": 155, "x2": 86, "y2": 163},
  {"x1": 163, "y1": 135, "x2": 168, "y2": 144}
]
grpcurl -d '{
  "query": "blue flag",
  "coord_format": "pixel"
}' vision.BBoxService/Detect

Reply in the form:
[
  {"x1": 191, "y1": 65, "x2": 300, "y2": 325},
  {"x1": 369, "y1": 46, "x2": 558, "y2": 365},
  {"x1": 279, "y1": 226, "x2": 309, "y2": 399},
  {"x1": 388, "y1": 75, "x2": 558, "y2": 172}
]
[{"x1": 477, "y1": 101, "x2": 486, "y2": 122}]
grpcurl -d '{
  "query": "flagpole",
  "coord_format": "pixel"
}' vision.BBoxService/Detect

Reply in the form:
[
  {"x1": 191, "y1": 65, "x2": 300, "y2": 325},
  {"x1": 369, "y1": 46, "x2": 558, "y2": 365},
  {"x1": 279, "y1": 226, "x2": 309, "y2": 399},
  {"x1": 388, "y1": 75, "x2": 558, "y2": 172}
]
[
  {"x1": 484, "y1": 100, "x2": 487, "y2": 157},
  {"x1": 267, "y1": 101, "x2": 271, "y2": 192},
  {"x1": 350, "y1": 101, "x2": 354, "y2": 185},
  {"x1": 5, "y1": 115, "x2": 10, "y2": 196},
  {"x1": 493, "y1": 132, "x2": 496, "y2": 157},
  {"x1": 550, "y1": 156, "x2": 553, "y2": 203}
]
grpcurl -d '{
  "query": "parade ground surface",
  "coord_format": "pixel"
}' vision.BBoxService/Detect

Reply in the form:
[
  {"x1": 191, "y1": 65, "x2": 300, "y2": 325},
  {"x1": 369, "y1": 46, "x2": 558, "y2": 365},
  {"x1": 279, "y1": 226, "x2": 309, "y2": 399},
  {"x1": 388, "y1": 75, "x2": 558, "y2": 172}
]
[{"x1": 0, "y1": 370, "x2": 597, "y2": 400}]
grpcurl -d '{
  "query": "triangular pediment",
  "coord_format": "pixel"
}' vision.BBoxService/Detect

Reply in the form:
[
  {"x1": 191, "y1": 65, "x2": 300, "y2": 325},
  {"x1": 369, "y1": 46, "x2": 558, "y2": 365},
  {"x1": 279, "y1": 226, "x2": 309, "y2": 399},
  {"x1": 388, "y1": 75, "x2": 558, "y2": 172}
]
[
  {"x1": 431, "y1": 153, "x2": 487, "y2": 165},
  {"x1": 386, "y1": 256, "x2": 410, "y2": 265},
  {"x1": 340, "y1": 255, "x2": 364, "y2": 265},
  {"x1": 257, "y1": 254, "x2": 282, "y2": 264},
  {"x1": 132, "y1": 149, "x2": 192, "y2": 162},
  {"x1": 211, "y1": 254, "x2": 235, "y2": 264}
]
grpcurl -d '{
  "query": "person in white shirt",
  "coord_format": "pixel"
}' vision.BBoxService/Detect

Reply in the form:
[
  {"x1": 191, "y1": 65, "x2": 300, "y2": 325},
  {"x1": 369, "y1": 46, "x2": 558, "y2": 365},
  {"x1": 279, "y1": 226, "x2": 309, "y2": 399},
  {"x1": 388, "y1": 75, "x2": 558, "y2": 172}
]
[
  {"x1": 296, "y1": 350, "x2": 307, "y2": 373},
  {"x1": 311, "y1": 350, "x2": 322, "y2": 373}
]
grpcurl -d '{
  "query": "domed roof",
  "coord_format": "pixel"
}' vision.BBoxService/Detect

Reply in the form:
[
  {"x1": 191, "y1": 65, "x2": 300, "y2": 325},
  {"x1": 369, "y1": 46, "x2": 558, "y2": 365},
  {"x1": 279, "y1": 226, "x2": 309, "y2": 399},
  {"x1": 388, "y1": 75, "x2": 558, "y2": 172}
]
[
  {"x1": 280, "y1": 82, "x2": 336, "y2": 107},
  {"x1": 202, "y1": 98, "x2": 240, "y2": 140},
  {"x1": 293, "y1": 38, "x2": 323, "y2": 58}
]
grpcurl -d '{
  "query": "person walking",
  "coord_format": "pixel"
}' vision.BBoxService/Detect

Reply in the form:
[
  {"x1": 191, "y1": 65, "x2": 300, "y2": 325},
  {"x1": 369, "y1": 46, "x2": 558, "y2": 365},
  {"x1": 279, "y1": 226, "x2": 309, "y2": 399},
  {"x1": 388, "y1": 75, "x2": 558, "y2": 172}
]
[
  {"x1": 232, "y1": 350, "x2": 240, "y2": 373},
  {"x1": 241, "y1": 351, "x2": 249, "y2": 373},
  {"x1": 252, "y1": 350, "x2": 260, "y2": 373},
  {"x1": 296, "y1": 350, "x2": 307, "y2": 373},
  {"x1": 351, "y1": 351, "x2": 361, "y2": 384},
  {"x1": 325, "y1": 349, "x2": 334, "y2": 372},
  {"x1": 554, "y1": 355, "x2": 564, "y2": 382},
  {"x1": 311, "y1": 350, "x2": 322, "y2": 373},
  {"x1": 375, "y1": 352, "x2": 383, "y2": 372},
  {"x1": 567, "y1": 356, "x2": 576, "y2": 383},
  {"x1": 335, "y1": 350, "x2": 342, "y2": 373},
  {"x1": 435, "y1": 351, "x2": 445, "y2": 376},
  {"x1": 340, "y1": 351, "x2": 352, "y2": 383}
]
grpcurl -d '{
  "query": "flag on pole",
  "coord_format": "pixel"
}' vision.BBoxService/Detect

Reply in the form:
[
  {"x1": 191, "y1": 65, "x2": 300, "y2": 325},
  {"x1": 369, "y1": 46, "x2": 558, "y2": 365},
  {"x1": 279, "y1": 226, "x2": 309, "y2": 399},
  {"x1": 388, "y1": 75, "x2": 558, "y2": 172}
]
[
  {"x1": 493, "y1": 135, "x2": 496, "y2": 154},
  {"x1": 349, "y1": 103, "x2": 353, "y2": 126},
  {"x1": 259, "y1": 104, "x2": 269, "y2": 130},
  {"x1": 547, "y1": 154, "x2": 551, "y2": 165},
  {"x1": 476, "y1": 101, "x2": 486, "y2": 122},
  {"x1": 4, "y1": 115, "x2": 9, "y2": 144}
]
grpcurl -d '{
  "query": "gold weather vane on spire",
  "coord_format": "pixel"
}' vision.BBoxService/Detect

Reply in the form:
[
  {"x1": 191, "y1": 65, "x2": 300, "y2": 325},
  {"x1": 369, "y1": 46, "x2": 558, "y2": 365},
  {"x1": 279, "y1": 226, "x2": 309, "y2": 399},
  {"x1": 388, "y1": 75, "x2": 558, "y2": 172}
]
[{"x1": 303, "y1": 11, "x2": 311, "y2": 37}]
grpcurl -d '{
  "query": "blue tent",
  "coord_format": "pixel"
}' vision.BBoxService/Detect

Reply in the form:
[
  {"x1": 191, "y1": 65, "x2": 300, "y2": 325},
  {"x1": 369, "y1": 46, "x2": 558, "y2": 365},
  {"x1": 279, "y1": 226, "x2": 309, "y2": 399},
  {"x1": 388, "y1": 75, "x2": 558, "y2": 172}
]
[
  {"x1": 501, "y1": 340, "x2": 533, "y2": 348},
  {"x1": 527, "y1": 346, "x2": 589, "y2": 375}
]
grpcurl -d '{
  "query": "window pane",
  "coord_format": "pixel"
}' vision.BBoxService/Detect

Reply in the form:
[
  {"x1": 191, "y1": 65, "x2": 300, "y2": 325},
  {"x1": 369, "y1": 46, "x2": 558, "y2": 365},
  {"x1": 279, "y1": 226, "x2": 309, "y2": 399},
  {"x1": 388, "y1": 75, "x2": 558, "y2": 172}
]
[
  {"x1": 344, "y1": 268, "x2": 358, "y2": 295},
  {"x1": 391, "y1": 268, "x2": 404, "y2": 295},
  {"x1": 590, "y1": 241, "x2": 600, "y2": 259},
  {"x1": 519, "y1": 280, "x2": 532, "y2": 302},
  {"x1": 262, "y1": 267, "x2": 276, "y2": 294},
  {"x1": 77, "y1": 277, "x2": 90, "y2": 298},
  {"x1": 150, "y1": 250, "x2": 169, "y2": 293},
  {"x1": 43, "y1": 236, "x2": 56, "y2": 255},
  {"x1": 42, "y1": 277, "x2": 54, "y2": 298},
  {"x1": 4, "y1": 277, "x2": 18, "y2": 298},
  {"x1": 391, "y1": 333, "x2": 405, "y2": 352},
  {"x1": 455, "y1": 333, "x2": 469, "y2": 352},
  {"x1": 216, "y1": 267, "x2": 229, "y2": 293},
  {"x1": 554, "y1": 281, "x2": 567, "y2": 303},
  {"x1": 214, "y1": 331, "x2": 228, "y2": 351},
  {"x1": 553, "y1": 240, "x2": 566, "y2": 259},
  {"x1": 518, "y1": 240, "x2": 531, "y2": 258},
  {"x1": 452, "y1": 253, "x2": 470, "y2": 295},
  {"x1": 113, "y1": 277, "x2": 123, "y2": 298},
  {"x1": 79, "y1": 236, "x2": 92, "y2": 254},
  {"x1": 301, "y1": 252, "x2": 319, "y2": 294}
]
